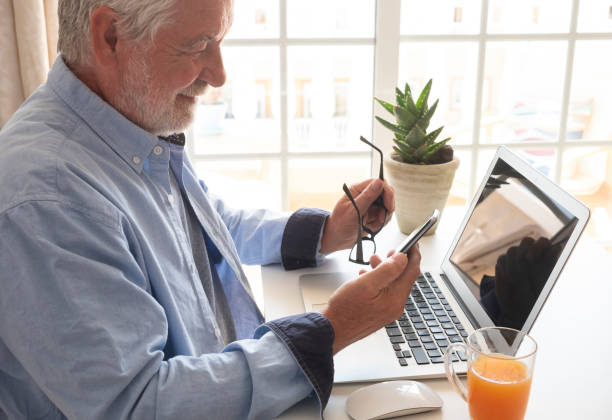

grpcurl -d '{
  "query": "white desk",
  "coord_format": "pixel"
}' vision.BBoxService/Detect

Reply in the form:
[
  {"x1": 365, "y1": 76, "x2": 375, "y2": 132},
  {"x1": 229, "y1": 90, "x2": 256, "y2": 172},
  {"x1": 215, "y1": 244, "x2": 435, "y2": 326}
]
[{"x1": 262, "y1": 207, "x2": 612, "y2": 420}]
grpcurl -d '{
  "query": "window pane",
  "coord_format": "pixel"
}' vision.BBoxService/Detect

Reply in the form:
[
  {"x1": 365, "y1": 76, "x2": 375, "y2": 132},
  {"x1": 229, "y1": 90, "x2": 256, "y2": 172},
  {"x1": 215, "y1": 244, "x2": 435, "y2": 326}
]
[
  {"x1": 487, "y1": 0, "x2": 572, "y2": 33},
  {"x1": 287, "y1": 0, "x2": 375, "y2": 38},
  {"x1": 477, "y1": 148, "x2": 557, "y2": 187},
  {"x1": 567, "y1": 41, "x2": 612, "y2": 142},
  {"x1": 476, "y1": 149, "x2": 498, "y2": 183},
  {"x1": 577, "y1": 0, "x2": 612, "y2": 33},
  {"x1": 287, "y1": 46, "x2": 374, "y2": 152},
  {"x1": 226, "y1": 0, "x2": 279, "y2": 39},
  {"x1": 400, "y1": 0, "x2": 482, "y2": 35},
  {"x1": 480, "y1": 41, "x2": 567, "y2": 144},
  {"x1": 397, "y1": 42, "x2": 479, "y2": 145},
  {"x1": 448, "y1": 150, "x2": 472, "y2": 207},
  {"x1": 560, "y1": 147, "x2": 612, "y2": 245},
  {"x1": 288, "y1": 158, "x2": 370, "y2": 211},
  {"x1": 193, "y1": 160, "x2": 281, "y2": 211},
  {"x1": 193, "y1": 46, "x2": 280, "y2": 154}
]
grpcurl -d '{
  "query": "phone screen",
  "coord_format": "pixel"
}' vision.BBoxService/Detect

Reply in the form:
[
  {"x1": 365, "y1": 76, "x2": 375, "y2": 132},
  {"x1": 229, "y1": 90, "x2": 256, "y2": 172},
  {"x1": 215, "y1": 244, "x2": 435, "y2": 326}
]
[{"x1": 397, "y1": 209, "x2": 440, "y2": 254}]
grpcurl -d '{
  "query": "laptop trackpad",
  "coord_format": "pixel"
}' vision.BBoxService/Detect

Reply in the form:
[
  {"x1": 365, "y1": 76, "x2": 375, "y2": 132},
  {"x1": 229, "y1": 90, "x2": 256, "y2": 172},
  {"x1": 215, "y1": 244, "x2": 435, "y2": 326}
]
[{"x1": 299, "y1": 272, "x2": 355, "y2": 312}]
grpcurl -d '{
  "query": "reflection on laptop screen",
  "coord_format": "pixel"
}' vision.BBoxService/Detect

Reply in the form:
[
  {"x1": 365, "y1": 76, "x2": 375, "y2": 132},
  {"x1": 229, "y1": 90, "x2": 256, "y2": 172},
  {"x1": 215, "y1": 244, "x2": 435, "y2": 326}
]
[{"x1": 449, "y1": 158, "x2": 578, "y2": 330}]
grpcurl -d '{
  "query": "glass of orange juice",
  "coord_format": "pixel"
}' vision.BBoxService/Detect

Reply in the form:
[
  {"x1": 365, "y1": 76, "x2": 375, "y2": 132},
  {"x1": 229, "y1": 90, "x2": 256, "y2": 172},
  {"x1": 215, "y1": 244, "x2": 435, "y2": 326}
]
[{"x1": 444, "y1": 327, "x2": 537, "y2": 420}]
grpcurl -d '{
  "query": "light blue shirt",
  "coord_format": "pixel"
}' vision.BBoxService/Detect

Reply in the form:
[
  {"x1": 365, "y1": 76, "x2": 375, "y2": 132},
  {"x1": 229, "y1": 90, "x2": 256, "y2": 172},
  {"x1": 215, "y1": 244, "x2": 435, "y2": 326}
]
[{"x1": 0, "y1": 57, "x2": 330, "y2": 419}]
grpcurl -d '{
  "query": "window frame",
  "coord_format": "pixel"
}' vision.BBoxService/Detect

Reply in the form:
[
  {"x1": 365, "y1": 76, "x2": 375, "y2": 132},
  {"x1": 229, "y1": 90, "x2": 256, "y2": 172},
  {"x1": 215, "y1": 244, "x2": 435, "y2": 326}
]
[
  {"x1": 186, "y1": 0, "x2": 376, "y2": 210},
  {"x1": 186, "y1": 0, "x2": 612, "y2": 246},
  {"x1": 376, "y1": 0, "x2": 612, "y2": 198}
]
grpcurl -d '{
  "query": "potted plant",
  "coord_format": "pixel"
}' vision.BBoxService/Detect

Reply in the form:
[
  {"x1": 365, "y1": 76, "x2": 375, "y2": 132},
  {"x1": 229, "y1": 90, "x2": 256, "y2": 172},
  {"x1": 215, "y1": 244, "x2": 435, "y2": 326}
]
[{"x1": 375, "y1": 79, "x2": 459, "y2": 235}]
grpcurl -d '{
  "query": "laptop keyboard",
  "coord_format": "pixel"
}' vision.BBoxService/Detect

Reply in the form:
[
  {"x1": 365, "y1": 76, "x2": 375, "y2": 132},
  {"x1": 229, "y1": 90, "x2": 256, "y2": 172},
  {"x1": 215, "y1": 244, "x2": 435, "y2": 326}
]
[{"x1": 385, "y1": 272, "x2": 468, "y2": 366}]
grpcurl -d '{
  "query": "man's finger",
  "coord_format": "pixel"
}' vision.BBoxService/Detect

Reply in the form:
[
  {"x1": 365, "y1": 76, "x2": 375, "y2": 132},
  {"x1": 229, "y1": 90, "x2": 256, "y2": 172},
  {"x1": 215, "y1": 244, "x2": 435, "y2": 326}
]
[
  {"x1": 406, "y1": 243, "x2": 421, "y2": 263},
  {"x1": 382, "y1": 182, "x2": 395, "y2": 213},
  {"x1": 363, "y1": 207, "x2": 386, "y2": 231},
  {"x1": 387, "y1": 246, "x2": 421, "y2": 300},
  {"x1": 357, "y1": 252, "x2": 407, "y2": 290},
  {"x1": 369, "y1": 254, "x2": 383, "y2": 268},
  {"x1": 405, "y1": 244, "x2": 422, "y2": 279},
  {"x1": 383, "y1": 244, "x2": 417, "y2": 264},
  {"x1": 352, "y1": 179, "x2": 383, "y2": 213},
  {"x1": 346, "y1": 178, "x2": 376, "y2": 196},
  {"x1": 364, "y1": 207, "x2": 385, "y2": 223}
]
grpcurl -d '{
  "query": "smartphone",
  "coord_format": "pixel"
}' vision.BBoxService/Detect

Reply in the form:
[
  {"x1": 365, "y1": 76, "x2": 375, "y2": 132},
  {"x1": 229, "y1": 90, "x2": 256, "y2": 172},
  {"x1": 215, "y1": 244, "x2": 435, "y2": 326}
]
[{"x1": 397, "y1": 209, "x2": 440, "y2": 254}]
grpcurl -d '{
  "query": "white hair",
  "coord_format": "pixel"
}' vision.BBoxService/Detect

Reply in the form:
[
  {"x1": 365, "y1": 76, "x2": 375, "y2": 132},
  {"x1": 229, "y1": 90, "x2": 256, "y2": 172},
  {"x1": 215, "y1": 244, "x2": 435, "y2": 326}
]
[{"x1": 57, "y1": 0, "x2": 177, "y2": 66}]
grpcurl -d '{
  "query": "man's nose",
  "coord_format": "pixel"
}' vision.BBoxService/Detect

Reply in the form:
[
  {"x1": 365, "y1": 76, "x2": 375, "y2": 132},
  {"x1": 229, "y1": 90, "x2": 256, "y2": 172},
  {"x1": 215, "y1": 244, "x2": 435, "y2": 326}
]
[{"x1": 199, "y1": 43, "x2": 226, "y2": 87}]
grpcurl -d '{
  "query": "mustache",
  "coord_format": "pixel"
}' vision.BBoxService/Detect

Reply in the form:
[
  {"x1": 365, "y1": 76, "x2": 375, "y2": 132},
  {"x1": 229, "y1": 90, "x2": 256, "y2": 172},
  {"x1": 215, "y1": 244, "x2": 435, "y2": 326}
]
[{"x1": 179, "y1": 80, "x2": 208, "y2": 98}]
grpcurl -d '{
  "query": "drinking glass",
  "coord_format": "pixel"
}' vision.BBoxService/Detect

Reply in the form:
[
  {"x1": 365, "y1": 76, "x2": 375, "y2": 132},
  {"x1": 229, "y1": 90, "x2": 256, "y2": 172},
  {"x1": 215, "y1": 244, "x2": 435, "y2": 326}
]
[{"x1": 444, "y1": 327, "x2": 537, "y2": 420}]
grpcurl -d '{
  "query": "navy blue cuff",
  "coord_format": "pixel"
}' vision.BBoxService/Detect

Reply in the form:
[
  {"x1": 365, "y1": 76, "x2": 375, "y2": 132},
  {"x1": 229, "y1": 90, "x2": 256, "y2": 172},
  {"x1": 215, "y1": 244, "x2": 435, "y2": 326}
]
[
  {"x1": 281, "y1": 208, "x2": 329, "y2": 270},
  {"x1": 266, "y1": 312, "x2": 335, "y2": 410}
]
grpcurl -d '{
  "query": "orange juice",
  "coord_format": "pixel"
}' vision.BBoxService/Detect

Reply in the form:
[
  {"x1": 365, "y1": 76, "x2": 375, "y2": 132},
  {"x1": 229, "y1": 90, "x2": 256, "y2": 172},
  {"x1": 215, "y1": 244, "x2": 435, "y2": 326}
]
[{"x1": 467, "y1": 356, "x2": 532, "y2": 420}]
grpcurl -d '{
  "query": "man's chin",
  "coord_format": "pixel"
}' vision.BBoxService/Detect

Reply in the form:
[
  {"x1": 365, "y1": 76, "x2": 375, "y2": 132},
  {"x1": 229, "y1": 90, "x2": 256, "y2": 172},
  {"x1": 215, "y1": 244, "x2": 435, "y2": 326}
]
[
  {"x1": 151, "y1": 109, "x2": 196, "y2": 137},
  {"x1": 120, "y1": 95, "x2": 197, "y2": 136},
  {"x1": 152, "y1": 120, "x2": 193, "y2": 137}
]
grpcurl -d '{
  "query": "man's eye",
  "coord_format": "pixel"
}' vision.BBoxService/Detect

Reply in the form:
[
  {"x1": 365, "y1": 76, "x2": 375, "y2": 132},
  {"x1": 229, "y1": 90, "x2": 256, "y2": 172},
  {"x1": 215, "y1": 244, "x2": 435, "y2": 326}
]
[{"x1": 192, "y1": 42, "x2": 209, "y2": 54}]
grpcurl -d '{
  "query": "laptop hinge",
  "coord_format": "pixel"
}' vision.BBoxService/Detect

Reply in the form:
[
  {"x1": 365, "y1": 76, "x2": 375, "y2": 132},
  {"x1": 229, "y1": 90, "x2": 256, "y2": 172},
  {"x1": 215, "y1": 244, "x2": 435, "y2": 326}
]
[{"x1": 439, "y1": 273, "x2": 483, "y2": 330}]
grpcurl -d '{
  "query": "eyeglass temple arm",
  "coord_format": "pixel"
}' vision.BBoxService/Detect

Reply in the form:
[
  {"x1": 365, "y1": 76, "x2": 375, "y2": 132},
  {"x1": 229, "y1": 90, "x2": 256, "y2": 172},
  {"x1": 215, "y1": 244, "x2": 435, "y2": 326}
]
[
  {"x1": 360, "y1": 136, "x2": 384, "y2": 180},
  {"x1": 342, "y1": 183, "x2": 364, "y2": 250}
]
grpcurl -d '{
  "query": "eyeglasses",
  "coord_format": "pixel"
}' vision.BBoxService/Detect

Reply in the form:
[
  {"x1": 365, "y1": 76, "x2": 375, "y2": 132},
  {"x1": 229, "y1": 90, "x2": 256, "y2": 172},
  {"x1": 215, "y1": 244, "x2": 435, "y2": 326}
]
[
  {"x1": 343, "y1": 183, "x2": 376, "y2": 265},
  {"x1": 343, "y1": 136, "x2": 389, "y2": 265},
  {"x1": 359, "y1": 136, "x2": 387, "y2": 236}
]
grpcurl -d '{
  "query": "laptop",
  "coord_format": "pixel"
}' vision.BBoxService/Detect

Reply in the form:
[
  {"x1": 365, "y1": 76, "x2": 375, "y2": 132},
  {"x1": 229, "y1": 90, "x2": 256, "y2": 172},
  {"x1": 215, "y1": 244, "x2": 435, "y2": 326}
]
[{"x1": 299, "y1": 146, "x2": 590, "y2": 383}]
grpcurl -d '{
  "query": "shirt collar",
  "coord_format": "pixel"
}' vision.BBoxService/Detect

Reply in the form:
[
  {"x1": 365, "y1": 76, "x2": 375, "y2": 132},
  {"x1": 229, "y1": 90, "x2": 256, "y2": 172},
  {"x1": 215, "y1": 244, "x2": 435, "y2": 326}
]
[
  {"x1": 159, "y1": 133, "x2": 186, "y2": 146},
  {"x1": 47, "y1": 55, "x2": 158, "y2": 174},
  {"x1": 167, "y1": 141, "x2": 186, "y2": 186}
]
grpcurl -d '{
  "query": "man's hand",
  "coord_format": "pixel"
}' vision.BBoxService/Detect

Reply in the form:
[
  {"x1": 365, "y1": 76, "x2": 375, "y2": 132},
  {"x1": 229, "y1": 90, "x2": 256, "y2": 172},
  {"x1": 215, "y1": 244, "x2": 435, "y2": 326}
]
[
  {"x1": 320, "y1": 179, "x2": 395, "y2": 254},
  {"x1": 321, "y1": 247, "x2": 421, "y2": 354},
  {"x1": 494, "y1": 236, "x2": 560, "y2": 329}
]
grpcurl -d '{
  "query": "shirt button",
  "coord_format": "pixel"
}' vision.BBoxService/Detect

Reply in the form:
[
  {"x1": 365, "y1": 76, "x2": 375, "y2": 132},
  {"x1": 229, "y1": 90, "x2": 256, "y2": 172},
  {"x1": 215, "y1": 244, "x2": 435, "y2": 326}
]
[
  {"x1": 153, "y1": 145, "x2": 163, "y2": 155},
  {"x1": 132, "y1": 156, "x2": 141, "y2": 165},
  {"x1": 168, "y1": 194, "x2": 174, "y2": 204}
]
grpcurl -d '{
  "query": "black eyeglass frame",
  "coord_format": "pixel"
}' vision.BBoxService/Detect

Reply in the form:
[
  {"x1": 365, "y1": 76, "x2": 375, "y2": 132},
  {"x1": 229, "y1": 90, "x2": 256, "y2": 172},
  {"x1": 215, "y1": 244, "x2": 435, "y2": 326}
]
[
  {"x1": 343, "y1": 183, "x2": 376, "y2": 265},
  {"x1": 359, "y1": 136, "x2": 388, "y2": 237}
]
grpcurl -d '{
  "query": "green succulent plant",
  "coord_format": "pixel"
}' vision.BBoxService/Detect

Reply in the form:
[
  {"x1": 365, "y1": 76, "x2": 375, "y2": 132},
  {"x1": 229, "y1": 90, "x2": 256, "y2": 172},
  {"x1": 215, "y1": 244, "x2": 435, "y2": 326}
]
[{"x1": 375, "y1": 79, "x2": 453, "y2": 164}]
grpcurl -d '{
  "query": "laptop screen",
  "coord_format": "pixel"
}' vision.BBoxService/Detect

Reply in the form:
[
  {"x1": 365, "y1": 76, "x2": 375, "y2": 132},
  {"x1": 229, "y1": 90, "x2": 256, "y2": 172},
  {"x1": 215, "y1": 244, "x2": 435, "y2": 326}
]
[{"x1": 448, "y1": 157, "x2": 579, "y2": 330}]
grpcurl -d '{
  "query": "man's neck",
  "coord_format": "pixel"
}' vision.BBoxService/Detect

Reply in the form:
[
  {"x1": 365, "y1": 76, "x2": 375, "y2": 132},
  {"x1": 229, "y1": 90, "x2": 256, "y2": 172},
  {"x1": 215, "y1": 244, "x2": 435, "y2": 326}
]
[{"x1": 66, "y1": 59, "x2": 109, "y2": 104}]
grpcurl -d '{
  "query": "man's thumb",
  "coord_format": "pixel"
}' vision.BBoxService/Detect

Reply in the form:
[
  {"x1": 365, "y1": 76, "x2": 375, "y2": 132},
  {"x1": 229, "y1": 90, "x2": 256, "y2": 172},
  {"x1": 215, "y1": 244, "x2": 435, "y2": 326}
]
[{"x1": 357, "y1": 252, "x2": 407, "y2": 289}]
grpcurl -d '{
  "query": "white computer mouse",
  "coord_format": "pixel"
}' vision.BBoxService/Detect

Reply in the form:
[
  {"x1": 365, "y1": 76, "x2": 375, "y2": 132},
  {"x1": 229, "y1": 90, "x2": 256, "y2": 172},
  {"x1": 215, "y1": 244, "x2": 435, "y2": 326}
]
[{"x1": 345, "y1": 380, "x2": 443, "y2": 420}]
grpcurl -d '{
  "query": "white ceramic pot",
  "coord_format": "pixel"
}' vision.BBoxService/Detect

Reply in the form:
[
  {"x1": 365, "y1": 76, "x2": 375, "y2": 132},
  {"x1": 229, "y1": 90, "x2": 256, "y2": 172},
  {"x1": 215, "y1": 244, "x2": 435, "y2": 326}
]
[{"x1": 384, "y1": 154, "x2": 459, "y2": 235}]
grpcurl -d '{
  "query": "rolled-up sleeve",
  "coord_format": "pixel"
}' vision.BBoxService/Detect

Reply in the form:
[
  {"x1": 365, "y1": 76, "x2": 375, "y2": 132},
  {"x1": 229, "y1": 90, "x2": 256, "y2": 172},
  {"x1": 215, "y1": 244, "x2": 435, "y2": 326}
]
[
  {"x1": 281, "y1": 208, "x2": 330, "y2": 270},
  {"x1": 264, "y1": 312, "x2": 335, "y2": 410}
]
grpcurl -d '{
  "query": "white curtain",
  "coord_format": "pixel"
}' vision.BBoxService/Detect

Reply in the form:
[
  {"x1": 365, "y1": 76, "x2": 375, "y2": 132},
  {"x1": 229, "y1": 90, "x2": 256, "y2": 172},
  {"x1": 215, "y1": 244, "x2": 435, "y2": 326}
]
[{"x1": 0, "y1": 0, "x2": 58, "y2": 127}]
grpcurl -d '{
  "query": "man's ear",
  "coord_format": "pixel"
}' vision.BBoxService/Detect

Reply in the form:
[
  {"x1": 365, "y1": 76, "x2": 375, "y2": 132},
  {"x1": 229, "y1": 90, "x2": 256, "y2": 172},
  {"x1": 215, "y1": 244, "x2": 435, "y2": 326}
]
[{"x1": 90, "y1": 6, "x2": 120, "y2": 67}]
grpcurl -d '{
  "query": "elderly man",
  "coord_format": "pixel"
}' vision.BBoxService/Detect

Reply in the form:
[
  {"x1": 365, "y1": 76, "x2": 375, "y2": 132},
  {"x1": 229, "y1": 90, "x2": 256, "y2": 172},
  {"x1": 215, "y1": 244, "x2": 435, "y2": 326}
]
[{"x1": 0, "y1": 0, "x2": 421, "y2": 419}]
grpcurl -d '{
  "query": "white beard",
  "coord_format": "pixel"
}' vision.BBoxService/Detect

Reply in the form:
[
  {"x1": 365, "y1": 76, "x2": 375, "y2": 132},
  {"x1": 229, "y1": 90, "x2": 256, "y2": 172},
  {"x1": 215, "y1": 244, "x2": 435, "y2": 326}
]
[{"x1": 113, "y1": 49, "x2": 202, "y2": 136}]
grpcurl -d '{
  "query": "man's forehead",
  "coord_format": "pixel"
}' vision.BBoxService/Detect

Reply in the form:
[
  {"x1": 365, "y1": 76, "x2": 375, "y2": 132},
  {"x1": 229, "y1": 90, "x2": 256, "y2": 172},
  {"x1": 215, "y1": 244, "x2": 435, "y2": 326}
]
[{"x1": 171, "y1": 0, "x2": 233, "y2": 41}]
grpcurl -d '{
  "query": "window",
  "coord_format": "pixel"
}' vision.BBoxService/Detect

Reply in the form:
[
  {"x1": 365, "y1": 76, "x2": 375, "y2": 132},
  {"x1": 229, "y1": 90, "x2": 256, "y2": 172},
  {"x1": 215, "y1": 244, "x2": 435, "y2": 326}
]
[
  {"x1": 391, "y1": 0, "x2": 612, "y2": 252},
  {"x1": 188, "y1": 0, "x2": 612, "y2": 253},
  {"x1": 187, "y1": 0, "x2": 375, "y2": 214}
]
